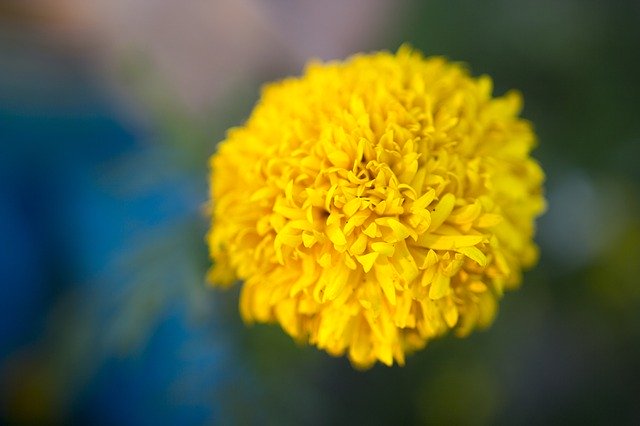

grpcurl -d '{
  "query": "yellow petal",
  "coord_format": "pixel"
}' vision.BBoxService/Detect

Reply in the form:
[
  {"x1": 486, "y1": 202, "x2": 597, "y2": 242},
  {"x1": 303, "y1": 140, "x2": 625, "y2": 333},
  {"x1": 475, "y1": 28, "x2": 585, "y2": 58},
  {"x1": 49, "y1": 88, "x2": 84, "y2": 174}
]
[
  {"x1": 326, "y1": 224, "x2": 347, "y2": 246},
  {"x1": 448, "y1": 202, "x2": 482, "y2": 224},
  {"x1": 363, "y1": 222, "x2": 379, "y2": 238},
  {"x1": 376, "y1": 217, "x2": 417, "y2": 241},
  {"x1": 343, "y1": 198, "x2": 362, "y2": 217},
  {"x1": 275, "y1": 299, "x2": 299, "y2": 336},
  {"x1": 323, "y1": 266, "x2": 350, "y2": 301},
  {"x1": 380, "y1": 278, "x2": 396, "y2": 305},
  {"x1": 456, "y1": 246, "x2": 487, "y2": 267},
  {"x1": 391, "y1": 241, "x2": 419, "y2": 284},
  {"x1": 416, "y1": 233, "x2": 484, "y2": 250},
  {"x1": 374, "y1": 200, "x2": 387, "y2": 215},
  {"x1": 442, "y1": 298, "x2": 459, "y2": 327},
  {"x1": 429, "y1": 272, "x2": 450, "y2": 299},
  {"x1": 468, "y1": 281, "x2": 488, "y2": 293},
  {"x1": 373, "y1": 263, "x2": 397, "y2": 305},
  {"x1": 428, "y1": 193, "x2": 455, "y2": 231},
  {"x1": 350, "y1": 233, "x2": 368, "y2": 255},
  {"x1": 356, "y1": 252, "x2": 379, "y2": 273},
  {"x1": 371, "y1": 241, "x2": 395, "y2": 257},
  {"x1": 476, "y1": 213, "x2": 503, "y2": 228},
  {"x1": 394, "y1": 294, "x2": 414, "y2": 327},
  {"x1": 344, "y1": 253, "x2": 358, "y2": 270},
  {"x1": 301, "y1": 232, "x2": 316, "y2": 248},
  {"x1": 411, "y1": 189, "x2": 436, "y2": 212},
  {"x1": 327, "y1": 150, "x2": 351, "y2": 169},
  {"x1": 318, "y1": 252, "x2": 332, "y2": 268},
  {"x1": 325, "y1": 184, "x2": 338, "y2": 211}
]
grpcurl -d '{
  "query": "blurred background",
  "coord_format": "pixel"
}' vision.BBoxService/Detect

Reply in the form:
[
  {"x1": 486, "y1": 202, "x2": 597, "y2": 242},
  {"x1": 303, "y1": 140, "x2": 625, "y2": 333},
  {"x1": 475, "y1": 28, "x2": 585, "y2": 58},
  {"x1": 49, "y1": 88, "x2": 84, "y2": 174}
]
[{"x1": 1, "y1": 0, "x2": 639, "y2": 424}]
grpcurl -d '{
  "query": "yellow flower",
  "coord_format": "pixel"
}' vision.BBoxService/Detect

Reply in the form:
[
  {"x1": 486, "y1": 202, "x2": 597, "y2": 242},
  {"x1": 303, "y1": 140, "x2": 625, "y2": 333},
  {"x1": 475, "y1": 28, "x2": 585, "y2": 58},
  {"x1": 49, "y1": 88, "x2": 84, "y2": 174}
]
[{"x1": 207, "y1": 46, "x2": 545, "y2": 368}]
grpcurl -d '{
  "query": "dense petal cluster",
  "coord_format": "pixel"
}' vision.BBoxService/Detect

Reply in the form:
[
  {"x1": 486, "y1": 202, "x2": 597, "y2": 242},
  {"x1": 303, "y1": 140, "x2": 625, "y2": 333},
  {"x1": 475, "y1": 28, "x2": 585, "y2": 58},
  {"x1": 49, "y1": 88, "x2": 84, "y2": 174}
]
[{"x1": 207, "y1": 47, "x2": 545, "y2": 368}]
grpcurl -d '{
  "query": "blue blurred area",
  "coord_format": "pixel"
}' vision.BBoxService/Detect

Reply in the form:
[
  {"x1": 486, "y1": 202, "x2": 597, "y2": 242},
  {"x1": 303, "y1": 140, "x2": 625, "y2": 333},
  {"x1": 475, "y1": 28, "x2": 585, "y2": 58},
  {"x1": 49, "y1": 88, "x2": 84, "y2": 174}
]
[
  {"x1": 0, "y1": 29, "x2": 229, "y2": 424},
  {"x1": 1, "y1": 90, "x2": 136, "y2": 353},
  {"x1": 76, "y1": 305, "x2": 224, "y2": 425}
]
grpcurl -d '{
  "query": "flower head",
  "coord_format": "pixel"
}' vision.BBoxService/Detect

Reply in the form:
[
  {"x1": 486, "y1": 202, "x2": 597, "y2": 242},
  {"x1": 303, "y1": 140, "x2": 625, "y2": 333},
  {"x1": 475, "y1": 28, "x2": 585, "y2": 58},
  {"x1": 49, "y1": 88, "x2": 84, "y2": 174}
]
[{"x1": 207, "y1": 46, "x2": 545, "y2": 368}]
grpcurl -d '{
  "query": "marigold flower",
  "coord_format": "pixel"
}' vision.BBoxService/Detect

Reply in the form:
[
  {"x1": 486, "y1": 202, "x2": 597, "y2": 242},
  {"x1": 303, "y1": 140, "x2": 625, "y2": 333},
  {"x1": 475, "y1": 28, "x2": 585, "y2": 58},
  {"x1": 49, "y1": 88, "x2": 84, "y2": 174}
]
[{"x1": 207, "y1": 46, "x2": 545, "y2": 368}]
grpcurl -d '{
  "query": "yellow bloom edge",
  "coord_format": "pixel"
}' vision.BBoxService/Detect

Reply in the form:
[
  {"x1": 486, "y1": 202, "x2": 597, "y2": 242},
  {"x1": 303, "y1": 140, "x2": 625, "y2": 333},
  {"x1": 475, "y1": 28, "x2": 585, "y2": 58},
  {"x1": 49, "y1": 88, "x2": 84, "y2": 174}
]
[{"x1": 207, "y1": 46, "x2": 545, "y2": 369}]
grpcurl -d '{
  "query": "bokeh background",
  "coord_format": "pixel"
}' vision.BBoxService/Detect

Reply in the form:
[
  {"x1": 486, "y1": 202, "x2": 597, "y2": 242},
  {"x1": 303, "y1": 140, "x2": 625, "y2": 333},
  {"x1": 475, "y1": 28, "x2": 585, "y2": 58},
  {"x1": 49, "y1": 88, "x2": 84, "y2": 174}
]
[{"x1": 2, "y1": 0, "x2": 639, "y2": 424}]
